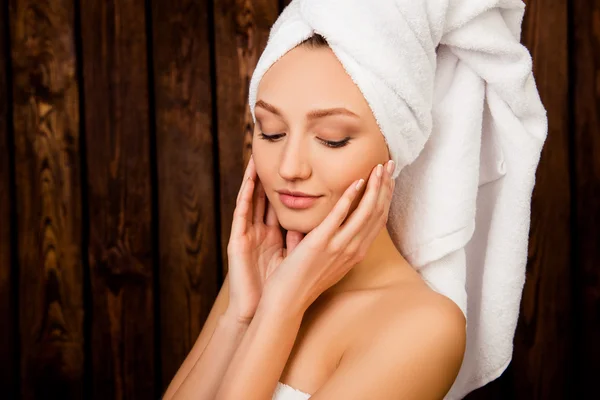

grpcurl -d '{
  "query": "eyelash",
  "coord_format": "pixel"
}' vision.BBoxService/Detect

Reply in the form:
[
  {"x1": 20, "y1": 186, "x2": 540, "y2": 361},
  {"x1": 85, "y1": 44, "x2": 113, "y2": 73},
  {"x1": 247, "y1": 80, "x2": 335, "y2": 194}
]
[{"x1": 259, "y1": 132, "x2": 351, "y2": 148}]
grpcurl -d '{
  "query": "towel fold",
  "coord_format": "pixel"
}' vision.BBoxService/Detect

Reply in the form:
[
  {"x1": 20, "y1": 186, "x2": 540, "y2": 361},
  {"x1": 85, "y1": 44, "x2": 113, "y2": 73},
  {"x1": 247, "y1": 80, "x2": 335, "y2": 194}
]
[{"x1": 248, "y1": 1, "x2": 548, "y2": 398}]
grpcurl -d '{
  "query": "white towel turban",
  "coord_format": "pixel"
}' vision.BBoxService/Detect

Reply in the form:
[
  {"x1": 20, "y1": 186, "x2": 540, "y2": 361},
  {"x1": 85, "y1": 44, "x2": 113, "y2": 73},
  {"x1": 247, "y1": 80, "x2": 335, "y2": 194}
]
[{"x1": 247, "y1": 0, "x2": 548, "y2": 398}]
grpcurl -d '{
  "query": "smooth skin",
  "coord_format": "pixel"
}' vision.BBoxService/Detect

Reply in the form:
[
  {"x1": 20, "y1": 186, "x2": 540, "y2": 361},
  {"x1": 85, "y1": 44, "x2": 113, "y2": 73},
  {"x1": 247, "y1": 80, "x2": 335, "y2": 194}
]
[{"x1": 164, "y1": 44, "x2": 466, "y2": 400}]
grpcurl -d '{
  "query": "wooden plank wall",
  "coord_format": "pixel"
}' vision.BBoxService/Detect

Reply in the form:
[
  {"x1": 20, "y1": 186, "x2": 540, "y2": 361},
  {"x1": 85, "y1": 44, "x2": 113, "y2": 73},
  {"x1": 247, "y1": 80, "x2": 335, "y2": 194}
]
[
  {"x1": 0, "y1": 0, "x2": 17, "y2": 398},
  {"x1": 0, "y1": 0, "x2": 596, "y2": 399},
  {"x1": 7, "y1": 1, "x2": 84, "y2": 399}
]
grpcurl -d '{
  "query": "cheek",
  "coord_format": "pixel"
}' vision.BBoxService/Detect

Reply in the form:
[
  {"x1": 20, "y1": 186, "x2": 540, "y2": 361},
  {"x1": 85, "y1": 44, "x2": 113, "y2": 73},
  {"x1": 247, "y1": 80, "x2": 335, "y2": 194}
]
[
  {"x1": 321, "y1": 145, "x2": 379, "y2": 191},
  {"x1": 317, "y1": 144, "x2": 384, "y2": 214},
  {"x1": 252, "y1": 142, "x2": 277, "y2": 189},
  {"x1": 318, "y1": 157, "x2": 365, "y2": 210}
]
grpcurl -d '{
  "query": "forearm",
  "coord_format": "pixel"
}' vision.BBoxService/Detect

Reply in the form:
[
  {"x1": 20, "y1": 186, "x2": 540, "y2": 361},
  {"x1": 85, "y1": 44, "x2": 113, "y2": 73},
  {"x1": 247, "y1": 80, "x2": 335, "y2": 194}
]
[
  {"x1": 170, "y1": 312, "x2": 250, "y2": 400},
  {"x1": 162, "y1": 326, "x2": 214, "y2": 400},
  {"x1": 215, "y1": 298, "x2": 305, "y2": 400}
]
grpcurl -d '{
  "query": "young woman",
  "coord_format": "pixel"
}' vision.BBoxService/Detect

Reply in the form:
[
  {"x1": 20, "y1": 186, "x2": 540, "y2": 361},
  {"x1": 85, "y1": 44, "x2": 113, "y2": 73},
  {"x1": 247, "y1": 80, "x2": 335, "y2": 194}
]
[{"x1": 162, "y1": 33, "x2": 466, "y2": 400}]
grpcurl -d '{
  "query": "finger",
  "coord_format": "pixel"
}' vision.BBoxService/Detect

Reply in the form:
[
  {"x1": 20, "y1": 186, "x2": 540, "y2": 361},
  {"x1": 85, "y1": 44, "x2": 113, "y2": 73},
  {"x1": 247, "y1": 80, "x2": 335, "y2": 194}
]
[
  {"x1": 310, "y1": 177, "x2": 365, "y2": 242},
  {"x1": 332, "y1": 163, "x2": 384, "y2": 247},
  {"x1": 354, "y1": 184, "x2": 393, "y2": 258},
  {"x1": 231, "y1": 176, "x2": 255, "y2": 237},
  {"x1": 286, "y1": 230, "x2": 305, "y2": 254},
  {"x1": 236, "y1": 164, "x2": 248, "y2": 205},
  {"x1": 265, "y1": 198, "x2": 279, "y2": 226},
  {"x1": 236, "y1": 156, "x2": 256, "y2": 205},
  {"x1": 244, "y1": 178, "x2": 255, "y2": 226},
  {"x1": 348, "y1": 160, "x2": 395, "y2": 253},
  {"x1": 236, "y1": 178, "x2": 248, "y2": 206},
  {"x1": 252, "y1": 178, "x2": 267, "y2": 224},
  {"x1": 371, "y1": 160, "x2": 393, "y2": 221}
]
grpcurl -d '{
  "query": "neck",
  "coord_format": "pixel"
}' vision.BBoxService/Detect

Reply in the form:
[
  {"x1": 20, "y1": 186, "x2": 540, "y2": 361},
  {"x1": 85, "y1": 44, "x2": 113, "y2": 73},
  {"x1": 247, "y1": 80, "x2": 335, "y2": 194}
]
[{"x1": 322, "y1": 226, "x2": 419, "y2": 297}]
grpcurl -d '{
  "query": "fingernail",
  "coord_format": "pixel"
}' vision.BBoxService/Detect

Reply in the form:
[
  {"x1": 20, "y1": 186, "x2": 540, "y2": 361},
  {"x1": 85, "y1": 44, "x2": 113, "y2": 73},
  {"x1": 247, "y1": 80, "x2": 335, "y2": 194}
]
[
  {"x1": 376, "y1": 164, "x2": 383, "y2": 177},
  {"x1": 355, "y1": 179, "x2": 365, "y2": 191},
  {"x1": 387, "y1": 160, "x2": 395, "y2": 175}
]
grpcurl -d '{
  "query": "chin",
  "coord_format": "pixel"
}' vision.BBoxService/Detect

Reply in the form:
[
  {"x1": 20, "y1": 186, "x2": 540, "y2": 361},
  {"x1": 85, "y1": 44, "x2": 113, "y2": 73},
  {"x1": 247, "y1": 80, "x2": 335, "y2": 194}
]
[{"x1": 277, "y1": 212, "x2": 321, "y2": 234}]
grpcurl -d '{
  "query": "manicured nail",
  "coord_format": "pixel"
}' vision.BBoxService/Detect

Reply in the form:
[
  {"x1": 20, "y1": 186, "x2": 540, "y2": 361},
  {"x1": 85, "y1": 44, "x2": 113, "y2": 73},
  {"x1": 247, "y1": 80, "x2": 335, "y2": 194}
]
[
  {"x1": 387, "y1": 160, "x2": 395, "y2": 175},
  {"x1": 355, "y1": 179, "x2": 365, "y2": 191},
  {"x1": 376, "y1": 164, "x2": 383, "y2": 177}
]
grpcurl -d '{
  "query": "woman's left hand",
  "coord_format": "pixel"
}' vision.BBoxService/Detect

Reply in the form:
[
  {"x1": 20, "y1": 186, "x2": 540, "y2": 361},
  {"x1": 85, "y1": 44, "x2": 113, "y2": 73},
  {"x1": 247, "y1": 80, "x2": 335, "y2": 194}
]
[{"x1": 261, "y1": 160, "x2": 396, "y2": 315}]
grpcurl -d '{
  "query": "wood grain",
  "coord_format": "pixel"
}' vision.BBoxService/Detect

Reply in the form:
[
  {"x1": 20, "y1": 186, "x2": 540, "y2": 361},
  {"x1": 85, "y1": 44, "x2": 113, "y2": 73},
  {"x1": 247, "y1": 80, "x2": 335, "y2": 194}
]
[
  {"x1": 9, "y1": 0, "x2": 84, "y2": 398},
  {"x1": 150, "y1": 0, "x2": 220, "y2": 390},
  {"x1": 572, "y1": 0, "x2": 600, "y2": 395},
  {"x1": 213, "y1": 0, "x2": 279, "y2": 275},
  {"x1": 510, "y1": 0, "x2": 573, "y2": 398},
  {"x1": 79, "y1": 0, "x2": 155, "y2": 398},
  {"x1": 0, "y1": 0, "x2": 17, "y2": 397}
]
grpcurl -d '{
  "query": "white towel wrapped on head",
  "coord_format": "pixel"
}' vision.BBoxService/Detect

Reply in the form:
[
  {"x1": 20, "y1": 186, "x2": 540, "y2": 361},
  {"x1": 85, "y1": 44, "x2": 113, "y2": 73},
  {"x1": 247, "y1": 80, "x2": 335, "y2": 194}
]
[{"x1": 248, "y1": 0, "x2": 548, "y2": 398}]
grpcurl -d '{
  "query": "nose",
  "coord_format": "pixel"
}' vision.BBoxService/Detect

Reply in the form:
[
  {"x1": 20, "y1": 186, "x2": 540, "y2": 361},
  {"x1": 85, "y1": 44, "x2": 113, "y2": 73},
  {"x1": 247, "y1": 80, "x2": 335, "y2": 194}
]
[{"x1": 278, "y1": 135, "x2": 311, "y2": 181}]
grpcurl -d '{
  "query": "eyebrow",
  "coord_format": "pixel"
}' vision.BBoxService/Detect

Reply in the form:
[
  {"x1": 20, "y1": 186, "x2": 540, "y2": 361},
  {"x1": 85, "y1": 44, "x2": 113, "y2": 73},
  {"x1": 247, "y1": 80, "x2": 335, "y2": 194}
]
[{"x1": 255, "y1": 99, "x2": 359, "y2": 121}]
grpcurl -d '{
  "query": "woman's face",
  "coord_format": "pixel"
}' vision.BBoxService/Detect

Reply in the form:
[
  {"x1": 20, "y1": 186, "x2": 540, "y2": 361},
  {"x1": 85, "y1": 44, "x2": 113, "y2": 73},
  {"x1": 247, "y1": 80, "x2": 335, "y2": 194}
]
[{"x1": 252, "y1": 44, "x2": 390, "y2": 233}]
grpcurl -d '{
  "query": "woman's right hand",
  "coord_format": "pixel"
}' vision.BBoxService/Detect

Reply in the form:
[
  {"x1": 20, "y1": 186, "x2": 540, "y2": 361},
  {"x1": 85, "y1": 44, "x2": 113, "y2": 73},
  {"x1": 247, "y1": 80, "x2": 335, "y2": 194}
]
[{"x1": 224, "y1": 155, "x2": 289, "y2": 323}]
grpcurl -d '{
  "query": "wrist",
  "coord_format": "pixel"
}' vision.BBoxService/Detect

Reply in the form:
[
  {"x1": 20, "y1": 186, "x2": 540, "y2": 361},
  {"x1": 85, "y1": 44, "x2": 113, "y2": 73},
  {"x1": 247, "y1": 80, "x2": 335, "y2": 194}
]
[
  {"x1": 252, "y1": 297, "x2": 305, "y2": 334},
  {"x1": 260, "y1": 282, "x2": 307, "y2": 321},
  {"x1": 221, "y1": 308, "x2": 253, "y2": 327}
]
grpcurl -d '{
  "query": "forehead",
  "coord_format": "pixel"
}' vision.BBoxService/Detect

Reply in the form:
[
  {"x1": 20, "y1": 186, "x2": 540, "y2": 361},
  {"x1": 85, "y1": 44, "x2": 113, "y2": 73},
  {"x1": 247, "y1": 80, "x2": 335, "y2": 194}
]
[{"x1": 256, "y1": 46, "x2": 373, "y2": 119}]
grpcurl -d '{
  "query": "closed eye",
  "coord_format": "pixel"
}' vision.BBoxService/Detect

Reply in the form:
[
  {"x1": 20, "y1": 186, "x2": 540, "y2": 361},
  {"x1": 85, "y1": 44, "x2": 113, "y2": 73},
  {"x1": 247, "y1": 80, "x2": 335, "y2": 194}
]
[
  {"x1": 259, "y1": 132, "x2": 285, "y2": 141},
  {"x1": 319, "y1": 137, "x2": 351, "y2": 148},
  {"x1": 259, "y1": 132, "x2": 351, "y2": 148}
]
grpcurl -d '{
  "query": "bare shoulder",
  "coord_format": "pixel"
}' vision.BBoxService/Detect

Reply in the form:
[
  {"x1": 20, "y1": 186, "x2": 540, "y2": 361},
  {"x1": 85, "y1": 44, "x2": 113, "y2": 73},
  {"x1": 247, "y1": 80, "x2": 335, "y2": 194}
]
[
  {"x1": 355, "y1": 280, "x2": 466, "y2": 340},
  {"x1": 387, "y1": 284, "x2": 467, "y2": 366},
  {"x1": 316, "y1": 282, "x2": 467, "y2": 399},
  {"x1": 385, "y1": 282, "x2": 466, "y2": 336},
  {"x1": 372, "y1": 281, "x2": 465, "y2": 358}
]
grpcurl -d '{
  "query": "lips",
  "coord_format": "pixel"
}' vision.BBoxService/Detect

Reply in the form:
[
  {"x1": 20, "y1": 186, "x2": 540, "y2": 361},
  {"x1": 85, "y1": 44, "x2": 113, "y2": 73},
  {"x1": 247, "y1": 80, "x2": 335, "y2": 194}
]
[{"x1": 277, "y1": 190, "x2": 322, "y2": 209}]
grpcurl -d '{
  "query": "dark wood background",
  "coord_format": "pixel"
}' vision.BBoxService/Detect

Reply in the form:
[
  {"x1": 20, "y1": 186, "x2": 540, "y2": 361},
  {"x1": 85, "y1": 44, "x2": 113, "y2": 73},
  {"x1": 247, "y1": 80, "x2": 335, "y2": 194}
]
[{"x1": 0, "y1": 0, "x2": 596, "y2": 398}]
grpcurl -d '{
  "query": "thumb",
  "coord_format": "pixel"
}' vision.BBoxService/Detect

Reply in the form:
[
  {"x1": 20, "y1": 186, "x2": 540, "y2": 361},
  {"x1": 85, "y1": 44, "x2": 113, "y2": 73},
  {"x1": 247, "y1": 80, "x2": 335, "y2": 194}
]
[{"x1": 286, "y1": 230, "x2": 305, "y2": 254}]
